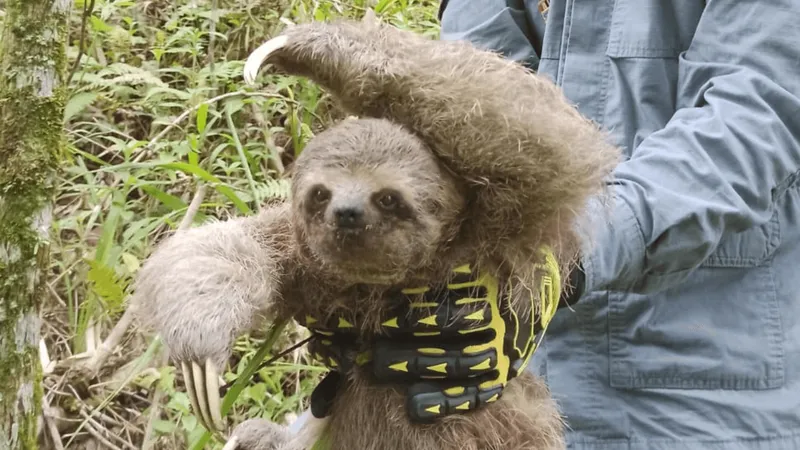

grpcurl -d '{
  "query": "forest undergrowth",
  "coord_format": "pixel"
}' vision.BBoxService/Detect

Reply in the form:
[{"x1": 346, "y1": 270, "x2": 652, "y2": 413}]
[{"x1": 26, "y1": 1, "x2": 440, "y2": 448}]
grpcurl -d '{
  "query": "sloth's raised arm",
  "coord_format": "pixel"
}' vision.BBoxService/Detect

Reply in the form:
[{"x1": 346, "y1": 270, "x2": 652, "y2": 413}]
[{"x1": 245, "y1": 19, "x2": 619, "y2": 268}]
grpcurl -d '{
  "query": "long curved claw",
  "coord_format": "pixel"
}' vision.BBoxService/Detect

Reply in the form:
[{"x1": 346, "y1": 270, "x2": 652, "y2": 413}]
[
  {"x1": 182, "y1": 361, "x2": 209, "y2": 431},
  {"x1": 205, "y1": 358, "x2": 225, "y2": 430},
  {"x1": 221, "y1": 436, "x2": 239, "y2": 450},
  {"x1": 243, "y1": 35, "x2": 289, "y2": 85},
  {"x1": 182, "y1": 359, "x2": 225, "y2": 432},
  {"x1": 192, "y1": 361, "x2": 215, "y2": 430}
]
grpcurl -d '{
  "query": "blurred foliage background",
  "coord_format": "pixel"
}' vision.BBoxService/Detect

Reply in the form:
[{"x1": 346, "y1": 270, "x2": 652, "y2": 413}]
[{"x1": 34, "y1": 0, "x2": 440, "y2": 448}]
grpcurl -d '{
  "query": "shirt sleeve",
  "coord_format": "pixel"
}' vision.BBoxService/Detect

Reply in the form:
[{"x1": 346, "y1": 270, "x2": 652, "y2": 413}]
[
  {"x1": 583, "y1": 0, "x2": 800, "y2": 295},
  {"x1": 438, "y1": 0, "x2": 540, "y2": 69}
]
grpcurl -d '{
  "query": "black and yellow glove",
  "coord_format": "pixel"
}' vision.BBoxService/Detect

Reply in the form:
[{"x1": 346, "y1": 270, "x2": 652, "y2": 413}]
[{"x1": 298, "y1": 248, "x2": 566, "y2": 423}]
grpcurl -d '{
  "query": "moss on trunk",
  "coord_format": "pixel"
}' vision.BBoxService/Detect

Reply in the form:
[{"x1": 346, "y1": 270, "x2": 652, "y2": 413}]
[{"x1": 0, "y1": 0, "x2": 69, "y2": 448}]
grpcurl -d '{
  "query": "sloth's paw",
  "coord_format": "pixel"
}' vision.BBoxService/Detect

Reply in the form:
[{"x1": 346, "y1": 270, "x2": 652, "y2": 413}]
[{"x1": 242, "y1": 20, "x2": 388, "y2": 86}]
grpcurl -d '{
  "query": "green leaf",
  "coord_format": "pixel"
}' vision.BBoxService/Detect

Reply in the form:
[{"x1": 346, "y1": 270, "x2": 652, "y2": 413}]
[
  {"x1": 64, "y1": 92, "x2": 99, "y2": 123},
  {"x1": 188, "y1": 134, "x2": 198, "y2": 152},
  {"x1": 196, "y1": 103, "x2": 209, "y2": 133},
  {"x1": 138, "y1": 184, "x2": 187, "y2": 211},
  {"x1": 224, "y1": 97, "x2": 245, "y2": 116},
  {"x1": 89, "y1": 16, "x2": 112, "y2": 33},
  {"x1": 153, "y1": 419, "x2": 176, "y2": 434},
  {"x1": 374, "y1": 0, "x2": 397, "y2": 13},
  {"x1": 157, "y1": 365, "x2": 176, "y2": 391},
  {"x1": 158, "y1": 162, "x2": 251, "y2": 214},
  {"x1": 120, "y1": 252, "x2": 140, "y2": 273},
  {"x1": 86, "y1": 261, "x2": 126, "y2": 307},
  {"x1": 94, "y1": 190, "x2": 125, "y2": 267},
  {"x1": 188, "y1": 148, "x2": 199, "y2": 166},
  {"x1": 226, "y1": 109, "x2": 260, "y2": 208},
  {"x1": 181, "y1": 414, "x2": 198, "y2": 433}
]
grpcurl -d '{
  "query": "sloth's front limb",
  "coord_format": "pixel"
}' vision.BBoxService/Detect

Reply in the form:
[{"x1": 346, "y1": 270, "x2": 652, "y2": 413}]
[
  {"x1": 130, "y1": 203, "x2": 294, "y2": 431},
  {"x1": 244, "y1": 18, "x2": 619, "y2": 268}
]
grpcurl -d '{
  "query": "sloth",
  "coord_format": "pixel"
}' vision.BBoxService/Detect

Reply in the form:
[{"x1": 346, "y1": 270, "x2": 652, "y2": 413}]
[{"x1": 130, "y1": 15, "x2": 619, "y2": 450}]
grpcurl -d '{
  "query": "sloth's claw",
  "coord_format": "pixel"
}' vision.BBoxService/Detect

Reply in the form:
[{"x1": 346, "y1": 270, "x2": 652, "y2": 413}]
[
  {"x1": 243, "y1": 35, "x2": 289, "y2": 85},
  {"x1": 206, "y1": 358, "x2": 225, "y2": 430},
  {"x1": 182, "y1": 361, "x2": 209, "y2": 431},
  {"x1": 192, "y1": 361, "x2": 214, "y2": 431},
  {"x1": 221, "y1": 436, "x2": 239, "y2": 450},
  {"x1": 182, "y1": 359, "x2": 224, "y2": 432}
]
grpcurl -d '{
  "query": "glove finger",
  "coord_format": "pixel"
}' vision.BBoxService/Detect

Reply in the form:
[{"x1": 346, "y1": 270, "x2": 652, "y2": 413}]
[
  {"x1": 299, "y1": 302, "x2": 492, "y2": 342},
  {"x1": 371, "y1": 338, "x2": 498, "y2": 383},
  {"x1": 378, "y1": 296, "x2": 494, "y2": 337},
  {"x1": 405, "y1": 379, "x2": 504, "y2": 424},
  {"x1": 308, "y1": 333, "x2": 363, "y2": 373},
  {"x1": 380, "y1": 263, "x2": 504, "y2": 336},
  {"x1": 310, "y1": 371, "x2": 343, "y2": 419},
  {"x1": 307, "y1": 334, "x2": 340, "y2": 368},
  {"x1": 298, "y1": 313, "x2": 360, "y2": 338},
  {"x1": 298, "y1": 268, "x2": 493, "y2": 335}
]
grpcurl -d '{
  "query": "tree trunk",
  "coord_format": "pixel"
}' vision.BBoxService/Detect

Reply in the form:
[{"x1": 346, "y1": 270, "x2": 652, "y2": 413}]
[{"x1": 0, "y1": 1, "x2": 70, "y2": 449}]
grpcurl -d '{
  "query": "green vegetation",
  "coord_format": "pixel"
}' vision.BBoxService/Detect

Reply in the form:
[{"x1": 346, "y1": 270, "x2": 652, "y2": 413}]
[{"x1": 27, "y1": 0, "x2": 440, "y2": 448}]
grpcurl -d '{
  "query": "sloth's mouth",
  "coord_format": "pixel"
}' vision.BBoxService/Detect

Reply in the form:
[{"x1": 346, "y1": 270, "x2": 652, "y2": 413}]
[
  {"x1": 332, "y1": 229, "x2": 365, "y2": 246},
  {"x1": 352, "y1": 271, "x2": 404, "y2": 285},
  {"x1": 308, "y1": 225, "x2": 420, "y2": 284},
  {"x1": 320, "y1": 253, "x2": 409, "y2": 285}
]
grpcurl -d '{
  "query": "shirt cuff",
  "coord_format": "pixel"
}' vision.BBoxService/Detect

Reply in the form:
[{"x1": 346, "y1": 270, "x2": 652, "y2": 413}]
[{"x1": 580, "y1": 190, "x2": 647, "y2": 294}]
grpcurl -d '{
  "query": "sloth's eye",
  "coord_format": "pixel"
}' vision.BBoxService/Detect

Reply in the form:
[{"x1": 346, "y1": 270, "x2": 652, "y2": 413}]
[
  {"x1": 377, "y1": 193, "x2": 398, "y2": 210},
  {"x1": 311, "y1": 187, "x2": 330, "y2": 204}
]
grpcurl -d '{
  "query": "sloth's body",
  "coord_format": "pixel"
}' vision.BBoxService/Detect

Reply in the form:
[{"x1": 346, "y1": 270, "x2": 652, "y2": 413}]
[{"x1": 131, "y1": 18, "x2": 619, "y2": 450}]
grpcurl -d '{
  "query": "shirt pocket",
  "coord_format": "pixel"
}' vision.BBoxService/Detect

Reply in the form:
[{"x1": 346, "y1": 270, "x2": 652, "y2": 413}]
[
  {"x1": 608, "y1": 212, "x2": 785, "y2": 390},
  {"x1": 606, "y1": 0, "x2": 701, "y2": 59},
  {"x1": 701, "y1": 212, "x2": 781, "y2": 267}
]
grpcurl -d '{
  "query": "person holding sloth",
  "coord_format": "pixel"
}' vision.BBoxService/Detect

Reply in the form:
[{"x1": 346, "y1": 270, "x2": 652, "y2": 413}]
[{"x1": 315, "y1": 1, "x2": 800, "y2": 450}]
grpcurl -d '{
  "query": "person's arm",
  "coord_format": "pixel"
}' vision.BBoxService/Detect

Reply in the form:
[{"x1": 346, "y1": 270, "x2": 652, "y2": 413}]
[
  {"x1": 444, "y1": 1, "x2": 800, "y2": 296},
  {"x1": 438, "y1": 0, "x2": 540, "y2": 69},
  {"x1": 582, "y1": 1, "x2": 800, "y2": 295}
]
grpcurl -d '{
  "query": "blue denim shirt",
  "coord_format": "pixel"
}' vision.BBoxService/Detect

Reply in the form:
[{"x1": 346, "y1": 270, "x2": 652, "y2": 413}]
[{"x1": 440, "y1": 1, "x2": 800, "y2": 449}]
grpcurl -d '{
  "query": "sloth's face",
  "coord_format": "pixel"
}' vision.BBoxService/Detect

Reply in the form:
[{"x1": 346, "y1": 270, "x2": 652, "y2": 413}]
[{"x1": 290, "y1": 118, "x2": 464, "y2": 285}]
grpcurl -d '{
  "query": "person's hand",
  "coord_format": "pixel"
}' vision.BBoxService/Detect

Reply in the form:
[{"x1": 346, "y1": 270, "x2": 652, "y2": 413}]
[{"x1": 299, "y1": 248, "x2": 566, "y2": 423}]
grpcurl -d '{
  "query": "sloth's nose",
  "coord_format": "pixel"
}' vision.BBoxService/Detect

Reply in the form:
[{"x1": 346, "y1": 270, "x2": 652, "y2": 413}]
[{"x1": 334, "y1": 206, "x2": 364, "y2": 229}]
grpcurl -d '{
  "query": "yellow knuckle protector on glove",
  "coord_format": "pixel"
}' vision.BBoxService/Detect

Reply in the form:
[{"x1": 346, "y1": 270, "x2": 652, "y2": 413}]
[
  {"x1": 300, "y1": 247, "x2": 561, "y2": 423},
  {"x1": 440, "y1": 248, "x2": 560, "y2": 389},
  {"x1": 401, "y1": 249, "x2": 561, "y2": 422},
  {"x1": 508, "y1": 248, "x2": 561, "y2": 378}
]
